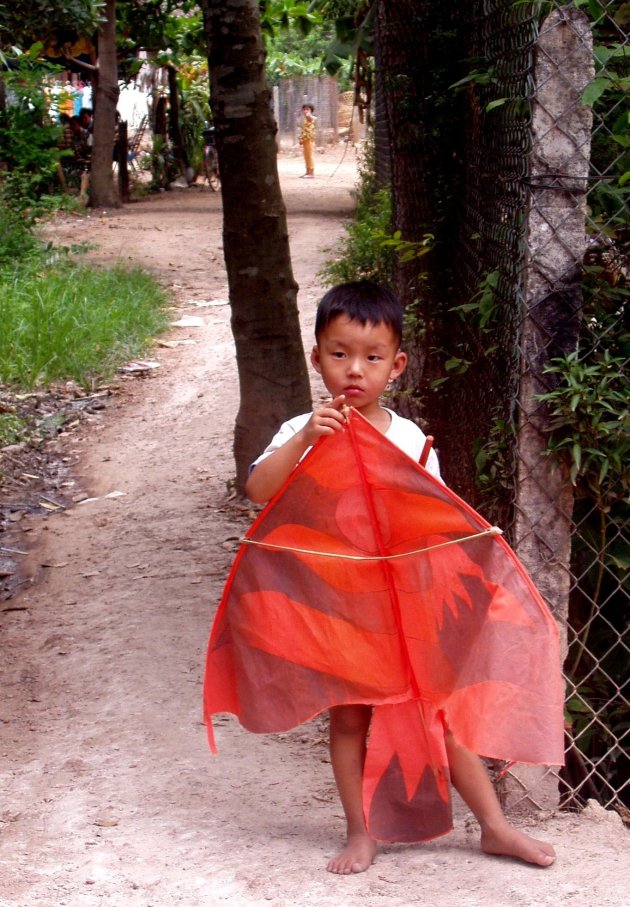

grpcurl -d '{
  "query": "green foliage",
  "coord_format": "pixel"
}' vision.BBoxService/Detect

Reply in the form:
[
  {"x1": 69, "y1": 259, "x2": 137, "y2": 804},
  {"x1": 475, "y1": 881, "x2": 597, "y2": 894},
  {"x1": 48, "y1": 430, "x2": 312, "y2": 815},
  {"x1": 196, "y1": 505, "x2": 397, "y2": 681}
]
[
  {"x1": 307, "y1": 0, "x2": 374, "y2": 77},
  {"x1": 536, "y1": 0, "x2": 630, "y2": 512},
  {"x1": 0, "y1": 172, "x2": 85, "y2": 266},
  {"x1": 0, "y1": 47, "x2": 67, "y2": 198},
  {"x1": 319, "y1": 137, "x2": 435, "y2": 302},
  {"x1": 537, "y1": 259, "x2": 629, "y2": 781},
  {"x1": 176, "y1": 56, "x2": 212, "y2": 173},
  {"x1": 261, "y1": 0, "x2": 319, "y2": 39},
  {"x1": 538, "y1": 349, "x2": 629, "y2": 503},
  {"x1": 116, "y1": 1, "x2": 205, "y2": 76},
  {"x1": 380, "y1": 231, "x2": 434, "y2": 265},
  {"x1": 564, "y1": 674, "x2": 628, "y2": 797},
  {"x1": 473, "y1": 415, "x2": 514, "y2": 491},
  {"x1": 587, "y1": 21, "x2": 630, "y2": 197},
  {"x1": 545, "y1": 0, "x2": 630, "y2": 790},
  {"x1": 115, "y1": 6, "x2": 208, "y2": 179},
  {"x1": 319, "y1": 140, "x2": 394, "y2": 284},
  {"x1": 0, "y1": 259, "x2": 170, "y2": 391},
  {"x1": 116, "y1": 3, "x2": 212, "y2": 182},
  {"x1": 450, "y1": 269, "x2": 501, "y2": 330},
  {"x1": 3, "y1": 172, "x2": 84, "y2": 261},
  {"x1": 320, "y1": 185, "x2": 393, "y2": 285},
  {"x1": 261, "y1": 2, "x2": 357, "y2": 86},
  {"x1": 449, "y1": 64, "x2": 499, "y2": 91},
  {"x1": 0, "y1": 190, "x2": 40, "y2": 265},
  {"x1": 322, "y1": 12, "x2": 373, "y2": 77},
  {"x1": 310, "y1": 0, "x2": 369, "y2": 14},
  {"x1": 0, "y1": 1, "x2": 103, "y2": 51},
  {"x1": 265, "y1": 20, "x2": 336, "y2": 83},
  {"x1": 0, "y1": 412, "x2": 29, "y2": 447},
  {"x1": 431, "y1": 269, "x2": 503, "y2": 397},
  {"x1": 144, "y1": 133, "x2": 175, "y2": 188}
]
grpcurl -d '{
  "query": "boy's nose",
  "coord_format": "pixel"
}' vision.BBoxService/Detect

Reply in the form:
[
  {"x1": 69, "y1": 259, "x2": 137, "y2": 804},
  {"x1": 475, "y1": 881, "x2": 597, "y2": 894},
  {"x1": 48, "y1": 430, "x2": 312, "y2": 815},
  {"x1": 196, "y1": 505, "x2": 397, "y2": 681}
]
[{"x1": 347, "y1": 357, "x2": 363, "y2": 376}]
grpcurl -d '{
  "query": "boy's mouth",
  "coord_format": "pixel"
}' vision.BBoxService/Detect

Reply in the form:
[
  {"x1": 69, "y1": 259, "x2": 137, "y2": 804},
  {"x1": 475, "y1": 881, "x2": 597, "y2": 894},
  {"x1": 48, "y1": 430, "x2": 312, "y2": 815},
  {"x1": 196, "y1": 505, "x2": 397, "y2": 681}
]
[{"x1": 344, "y1": 385, "x2": 363, "y2": 396}]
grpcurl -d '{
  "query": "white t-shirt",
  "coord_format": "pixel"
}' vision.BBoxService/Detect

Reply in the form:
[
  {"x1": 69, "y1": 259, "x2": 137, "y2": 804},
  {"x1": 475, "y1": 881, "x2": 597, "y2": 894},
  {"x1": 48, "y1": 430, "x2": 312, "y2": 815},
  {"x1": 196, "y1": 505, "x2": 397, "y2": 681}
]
[{"x1": 251, "y1": 408, "x2": 442, "y2": 480}]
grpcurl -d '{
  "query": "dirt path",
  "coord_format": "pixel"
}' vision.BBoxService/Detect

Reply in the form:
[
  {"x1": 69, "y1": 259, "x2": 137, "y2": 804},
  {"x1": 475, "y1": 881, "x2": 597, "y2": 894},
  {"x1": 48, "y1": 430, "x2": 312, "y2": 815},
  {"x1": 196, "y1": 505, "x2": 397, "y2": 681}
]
[{"x1": 1, "y1": 150, "x2": 628, "y2": 907}]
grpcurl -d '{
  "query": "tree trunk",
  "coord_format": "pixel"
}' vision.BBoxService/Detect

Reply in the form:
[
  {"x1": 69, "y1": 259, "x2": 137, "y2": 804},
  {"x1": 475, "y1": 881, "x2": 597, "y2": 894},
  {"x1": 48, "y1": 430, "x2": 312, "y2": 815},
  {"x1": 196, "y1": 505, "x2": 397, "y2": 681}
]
[
  {"x1": 90, "y1": 0, "x2": 120, "y2": 208},
  {"x1": 374, "y1": 1, "x2": 432, "y2": 421},
  {"x1": 167, "y1": 64, "x2": 189, "y2": 178},
  {"x1": 200, "y1": 0, "x2": 311, "y2": 493},
  {"x1": 374, "y1": 1, "x2": 464, "y2": 432},
  {"x1": 117, "y1": 118, "x2": 130, "y2": 203}
]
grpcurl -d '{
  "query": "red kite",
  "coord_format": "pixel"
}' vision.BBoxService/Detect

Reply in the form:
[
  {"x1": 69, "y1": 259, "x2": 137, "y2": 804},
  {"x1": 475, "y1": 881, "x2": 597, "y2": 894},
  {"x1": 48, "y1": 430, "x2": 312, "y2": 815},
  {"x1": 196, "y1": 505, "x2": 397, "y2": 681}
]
[{"x1": 204, "y1": 408, "x2": 564, "y2": 843}]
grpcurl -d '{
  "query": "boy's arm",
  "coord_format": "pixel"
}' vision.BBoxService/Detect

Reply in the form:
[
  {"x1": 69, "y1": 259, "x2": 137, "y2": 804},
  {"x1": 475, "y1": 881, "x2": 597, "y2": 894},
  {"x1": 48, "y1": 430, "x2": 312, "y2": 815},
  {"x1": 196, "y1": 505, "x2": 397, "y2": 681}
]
[{"x1": 245, "y1": 396, "x2": 347, "y2": 503}]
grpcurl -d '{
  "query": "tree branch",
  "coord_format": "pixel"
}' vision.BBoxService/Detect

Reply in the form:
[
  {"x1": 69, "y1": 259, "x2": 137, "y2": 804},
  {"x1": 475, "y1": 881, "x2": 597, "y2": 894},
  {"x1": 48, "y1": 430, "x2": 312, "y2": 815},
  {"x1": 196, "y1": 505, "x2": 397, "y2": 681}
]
[{"x1": 61, "y1": 49, "x2": 98, "y2": 74}]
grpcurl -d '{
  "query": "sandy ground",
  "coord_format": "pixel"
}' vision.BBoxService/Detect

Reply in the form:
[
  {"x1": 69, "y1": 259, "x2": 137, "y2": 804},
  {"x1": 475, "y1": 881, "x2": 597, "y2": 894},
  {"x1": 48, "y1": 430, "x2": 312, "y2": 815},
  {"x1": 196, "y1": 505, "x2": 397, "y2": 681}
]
[{"x1": 1, "y1": 149, "x2": 629, "y2": 907}]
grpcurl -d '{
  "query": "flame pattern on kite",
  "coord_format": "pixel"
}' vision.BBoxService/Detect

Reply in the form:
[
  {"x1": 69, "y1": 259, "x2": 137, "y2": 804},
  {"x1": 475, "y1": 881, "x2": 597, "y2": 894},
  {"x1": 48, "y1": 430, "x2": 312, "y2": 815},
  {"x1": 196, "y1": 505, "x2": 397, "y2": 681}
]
[{"x1": 204, "y1": 409, "x2": 564, "y2": 843}]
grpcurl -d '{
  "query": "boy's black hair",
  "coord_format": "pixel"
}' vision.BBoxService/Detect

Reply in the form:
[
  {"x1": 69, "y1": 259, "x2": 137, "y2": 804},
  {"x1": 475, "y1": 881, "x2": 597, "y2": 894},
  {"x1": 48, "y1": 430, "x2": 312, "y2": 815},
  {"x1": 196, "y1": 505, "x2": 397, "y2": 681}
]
[
  {"x1": 315, "y1": 281, "x2": 403, "y2": 347},
  {"x1": 302, "y1": 103, "x2": 315, "y2": 112}
]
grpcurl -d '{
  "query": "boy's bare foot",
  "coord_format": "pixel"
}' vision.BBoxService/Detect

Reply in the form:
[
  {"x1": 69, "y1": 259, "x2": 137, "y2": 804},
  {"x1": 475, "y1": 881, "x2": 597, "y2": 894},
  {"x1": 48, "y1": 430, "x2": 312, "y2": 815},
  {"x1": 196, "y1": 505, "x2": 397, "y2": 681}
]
[
  {"x1": 326, "y1": 832, "x2": 377, "y2": 874},
  {"x1": 481, "y1": 824, "x2": 556, "y2": 867}
]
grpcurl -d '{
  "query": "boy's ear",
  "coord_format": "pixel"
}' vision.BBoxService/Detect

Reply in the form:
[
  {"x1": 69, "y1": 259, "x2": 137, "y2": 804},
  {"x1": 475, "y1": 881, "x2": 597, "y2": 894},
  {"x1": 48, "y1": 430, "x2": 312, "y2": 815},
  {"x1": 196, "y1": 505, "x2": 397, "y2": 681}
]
[
  {"x1": 310, "y1": 345, "x2": 322, "y2": 373},
  {"x1": 390, "y1": 350, "x2": 407, "y2": 381}
]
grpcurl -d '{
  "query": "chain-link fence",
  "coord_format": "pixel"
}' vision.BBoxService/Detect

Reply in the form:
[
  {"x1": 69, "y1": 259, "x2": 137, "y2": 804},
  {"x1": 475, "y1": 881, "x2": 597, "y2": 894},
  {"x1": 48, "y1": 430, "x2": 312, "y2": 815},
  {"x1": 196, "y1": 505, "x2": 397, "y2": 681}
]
[{"x1": 450, "y1": 1, "x2": 628, "y2": 820}]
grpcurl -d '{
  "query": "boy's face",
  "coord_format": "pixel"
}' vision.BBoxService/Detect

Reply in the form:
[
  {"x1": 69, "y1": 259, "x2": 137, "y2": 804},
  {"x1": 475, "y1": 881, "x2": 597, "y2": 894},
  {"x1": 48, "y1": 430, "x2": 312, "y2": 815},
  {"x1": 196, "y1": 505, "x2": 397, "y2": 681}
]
[{"x1": 311, "y1": 315, "x2": 407, "y2": 415}]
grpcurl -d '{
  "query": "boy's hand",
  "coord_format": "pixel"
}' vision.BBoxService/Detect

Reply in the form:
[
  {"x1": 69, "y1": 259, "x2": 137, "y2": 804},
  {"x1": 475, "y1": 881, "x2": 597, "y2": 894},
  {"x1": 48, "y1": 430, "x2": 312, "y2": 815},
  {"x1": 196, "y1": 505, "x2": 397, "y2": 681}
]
[
  {"x1": 301, "y1": 396, "x2": 347, "y2": 446},
  {"x1": 246, "y1": 396, "x2": 348, "y2": 503}
]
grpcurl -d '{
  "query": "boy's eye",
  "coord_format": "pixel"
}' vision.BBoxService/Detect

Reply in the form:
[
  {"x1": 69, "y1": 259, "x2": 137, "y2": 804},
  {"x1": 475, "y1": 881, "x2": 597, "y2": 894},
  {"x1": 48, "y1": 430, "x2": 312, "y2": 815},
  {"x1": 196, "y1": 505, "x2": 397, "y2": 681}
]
[
  {"x1": 332, "y1": 351, "x2": 346, "y2": 358},
  {"x1": 368, "y1": 355, "x2": 382, "y2": 362}
]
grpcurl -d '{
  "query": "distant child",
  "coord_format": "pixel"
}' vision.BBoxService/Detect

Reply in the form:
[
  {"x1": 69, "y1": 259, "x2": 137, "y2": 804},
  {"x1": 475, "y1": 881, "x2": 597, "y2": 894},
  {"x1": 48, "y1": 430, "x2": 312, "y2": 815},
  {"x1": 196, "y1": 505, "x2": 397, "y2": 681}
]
[
  {"x1": 299, "y1": 103, "x2": 316, "y2": 178},
  {"x1": 240, "y1": 281, "x2": 558, "y2": 874}
]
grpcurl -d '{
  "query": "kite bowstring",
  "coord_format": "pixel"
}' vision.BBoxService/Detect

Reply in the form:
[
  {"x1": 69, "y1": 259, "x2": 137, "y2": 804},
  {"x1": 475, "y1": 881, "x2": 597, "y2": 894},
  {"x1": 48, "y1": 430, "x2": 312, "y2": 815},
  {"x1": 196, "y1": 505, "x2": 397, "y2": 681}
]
[
  {"x1": 239, "y1": 408, "x2": 505, "y2": 558},
  {"x1": 327, "y1": 134, "x2": 352, "y2": 181},
  {"x1": 328, "y1": 96, "x2": 362, "y2": 181},
  {"x1": 240, "y1": 525, "x2": 503, "y2": 560}
]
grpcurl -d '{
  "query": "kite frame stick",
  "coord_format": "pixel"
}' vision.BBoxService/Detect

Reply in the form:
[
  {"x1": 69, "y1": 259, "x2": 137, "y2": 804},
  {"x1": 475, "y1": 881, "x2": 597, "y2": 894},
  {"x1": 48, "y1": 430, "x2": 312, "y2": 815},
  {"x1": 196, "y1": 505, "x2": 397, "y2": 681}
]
[{"x1": 419, "y1": 435, "x2": 434, "y2": 467}]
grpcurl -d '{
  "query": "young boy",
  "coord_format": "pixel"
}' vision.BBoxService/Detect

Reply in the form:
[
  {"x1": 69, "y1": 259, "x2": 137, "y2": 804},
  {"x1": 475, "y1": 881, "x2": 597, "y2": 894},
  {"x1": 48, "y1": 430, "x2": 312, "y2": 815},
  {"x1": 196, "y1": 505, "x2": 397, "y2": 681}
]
[
  {"x1": 298, "y1": 103, "x2": 316, "y2": 178},
  {"x1": 245, "y1": 281, "x2": 557, "y2": 874}
]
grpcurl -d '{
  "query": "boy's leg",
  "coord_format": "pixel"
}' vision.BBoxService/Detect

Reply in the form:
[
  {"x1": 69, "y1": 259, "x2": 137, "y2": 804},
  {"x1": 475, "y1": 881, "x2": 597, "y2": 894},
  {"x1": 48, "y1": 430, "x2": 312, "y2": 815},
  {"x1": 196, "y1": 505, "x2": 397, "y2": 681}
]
[
  {"x1": 445, "y1": 731, "x2": 556, "y2": 867},
  {"x1": 303, "y1": 140, "x2": 314, "y2": 176},
  {"x1": 327, "y1": 704, "x2": 376, "y2": 874}
]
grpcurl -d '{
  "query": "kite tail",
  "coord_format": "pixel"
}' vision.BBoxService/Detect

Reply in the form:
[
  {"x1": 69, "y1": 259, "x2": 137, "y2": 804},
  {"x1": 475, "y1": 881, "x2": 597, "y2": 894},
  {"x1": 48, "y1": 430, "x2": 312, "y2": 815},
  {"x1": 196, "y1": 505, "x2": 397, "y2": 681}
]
[{"x1": 363, "y1": 700, "x2": 453, "y2": 843}]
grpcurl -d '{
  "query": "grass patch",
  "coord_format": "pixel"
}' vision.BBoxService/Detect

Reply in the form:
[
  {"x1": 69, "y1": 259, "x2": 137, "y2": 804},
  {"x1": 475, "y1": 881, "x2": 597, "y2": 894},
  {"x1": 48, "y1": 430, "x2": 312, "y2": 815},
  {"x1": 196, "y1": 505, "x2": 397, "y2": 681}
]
[
  {"x1": 0, "y1": 198, "x2": 40, "y2": 266},
  {"x1": 0, "y1": 261, "x2": 170, "y2": 390}
]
